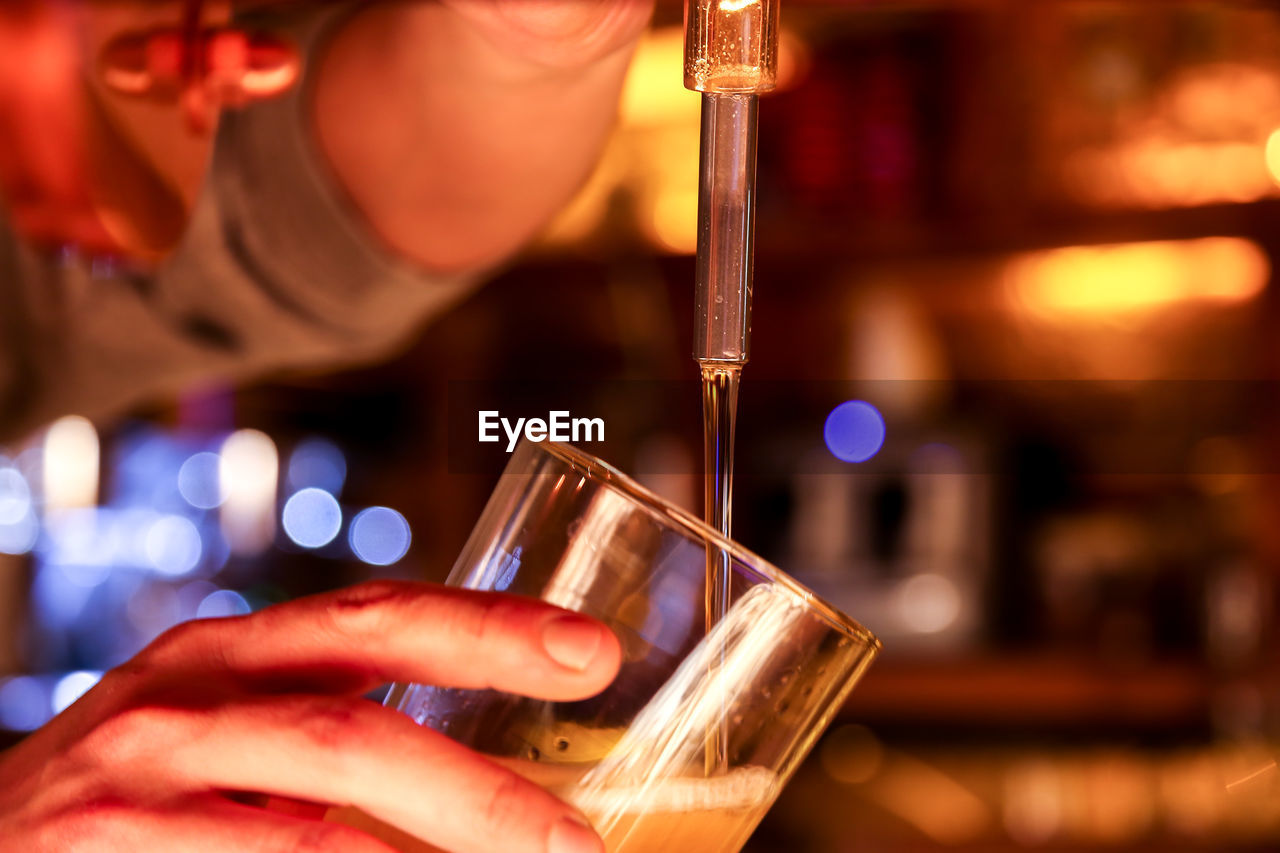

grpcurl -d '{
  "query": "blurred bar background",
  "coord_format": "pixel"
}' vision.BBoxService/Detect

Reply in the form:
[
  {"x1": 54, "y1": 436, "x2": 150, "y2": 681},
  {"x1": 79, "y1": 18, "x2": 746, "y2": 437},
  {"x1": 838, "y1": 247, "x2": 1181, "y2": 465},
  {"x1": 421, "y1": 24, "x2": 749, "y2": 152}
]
[{"x1": 4, "y1": 0, "x2": 1280, "y2": 849}]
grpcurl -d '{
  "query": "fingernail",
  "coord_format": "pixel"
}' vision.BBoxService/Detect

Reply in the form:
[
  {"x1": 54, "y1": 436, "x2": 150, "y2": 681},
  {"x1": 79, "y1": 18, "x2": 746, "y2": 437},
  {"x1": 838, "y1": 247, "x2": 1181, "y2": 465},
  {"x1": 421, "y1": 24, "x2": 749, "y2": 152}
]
[
  {"x1": 542, "y1": 615, "x2": 603, "y2": 672},
  {"x1": 549, "y1": 814, "x2": 604, "y2": 853}
]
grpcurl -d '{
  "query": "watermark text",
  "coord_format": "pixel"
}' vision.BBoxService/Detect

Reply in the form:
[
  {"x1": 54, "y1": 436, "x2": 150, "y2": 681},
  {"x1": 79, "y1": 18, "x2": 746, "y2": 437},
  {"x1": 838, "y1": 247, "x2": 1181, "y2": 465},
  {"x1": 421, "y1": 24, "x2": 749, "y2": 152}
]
[{"x1": 478, "y1": 410, "x2": 604, "y2": 452}]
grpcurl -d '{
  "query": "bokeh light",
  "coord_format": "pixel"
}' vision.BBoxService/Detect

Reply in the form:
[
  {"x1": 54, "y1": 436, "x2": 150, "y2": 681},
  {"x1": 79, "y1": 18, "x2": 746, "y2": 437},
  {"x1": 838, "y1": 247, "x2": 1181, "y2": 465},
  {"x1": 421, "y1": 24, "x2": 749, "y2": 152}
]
[
  {"x1": 220, "y1": 429, "x2": 278, "y2": 556},
  {"x1": 197, "y1": 589, "x2": 252, "y2": 619},
  {"x1": 126, "y1": 582, "x2": 182, "y2": 640},
  {"x1": 51, "y1": 671, "x2": 102, "y2": 716},
  {"x1": 286, "y1": 438, "x2": 347, "y2": 497},
  {"x1": 824, "y1": 401, "x2": 887, "y2": 463},
  {"x1": 1265, "y1": 128, "x2": 1280, "y2": 187},
  {"x1": 32, "y1": 565, "x2": 94, "y2": 627},
  {"x1": 0, "y1": 509, "x2": 38, "y2": 555},
  {"x1": 895, "y1": 573, "x2": 963, "y2": 634},
  {"x1": 820, "y1": 724, "x2": 885, "y2": 785},
  {"x1": 43, "y1": 415, "x2": 99, "y2": 511},
  {"x1": 281, "y1": 488, "x2": 342, "y2": 548},
  {"x1": 349, "y1": 506, "x2": 412, "y2": 566},
  {"x1": 0, "y1": 676, "x2": 50, "y2": 731},
  {"x1": 0, "y1": 467, "x2": 32, "y2": 524},
  {"x1": 177, "y1": 452, "x2": 226, "y2": 509},
  {"x1": 177, "y1": 580, "x2": 219, "y2": 619},
  {"x1": 41, "y1": 510, "x2": 114, "y2": 582},
  {"x1": 1006, "y1": 237, "x2": 1267, "y2": 321},
  {"x1": 144, "y1": 515, "x2": 203, "y2": 576}
]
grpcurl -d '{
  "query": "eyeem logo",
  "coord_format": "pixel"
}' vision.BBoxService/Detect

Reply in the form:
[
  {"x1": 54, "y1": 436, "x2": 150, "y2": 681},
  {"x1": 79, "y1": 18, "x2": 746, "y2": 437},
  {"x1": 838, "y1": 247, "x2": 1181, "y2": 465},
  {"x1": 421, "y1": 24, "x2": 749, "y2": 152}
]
[{"x1": 479, "y1": 411, "x2": 604, "y2": 452}]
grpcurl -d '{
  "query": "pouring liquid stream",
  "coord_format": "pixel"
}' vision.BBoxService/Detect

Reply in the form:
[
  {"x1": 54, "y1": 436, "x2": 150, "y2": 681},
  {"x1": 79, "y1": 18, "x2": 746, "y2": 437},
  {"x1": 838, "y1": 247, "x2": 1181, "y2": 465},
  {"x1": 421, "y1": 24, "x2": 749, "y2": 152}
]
[{"x1": 702, "y1": 363, "x2": 741, "y2": 775}]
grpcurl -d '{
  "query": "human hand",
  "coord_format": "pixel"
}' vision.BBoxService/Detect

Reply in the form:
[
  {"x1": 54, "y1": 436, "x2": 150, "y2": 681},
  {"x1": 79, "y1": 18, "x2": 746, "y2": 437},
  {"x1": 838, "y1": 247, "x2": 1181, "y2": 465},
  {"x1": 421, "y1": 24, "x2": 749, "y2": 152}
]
[{"x1": 0, "y1": 581, "x2": 622, "y2": 852}]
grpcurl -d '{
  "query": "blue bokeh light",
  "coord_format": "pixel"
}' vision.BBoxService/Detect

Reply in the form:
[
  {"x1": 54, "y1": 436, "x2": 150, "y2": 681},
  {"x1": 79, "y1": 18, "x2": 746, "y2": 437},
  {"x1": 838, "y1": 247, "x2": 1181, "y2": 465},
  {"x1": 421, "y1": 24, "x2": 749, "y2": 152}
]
[
  {"x1": 823, "y1": 400, "x2": 887, "y2": 463},
  {"x1": 144, "y1": 515, "x2": 203, "y2": 577},
  {"x1": 41, "y1": 509, "x2": 107, "y2": 569},
  {"x1": 349, "y1": 507, "x2": 412, "y2": 566},
  {"x1": 0, "y1": 509, "x2": 38, "y2": 556},
  {"x1": 287, "y1": 439, "x2": 347, "y2": 497},
  {"x1": 32, "y1": 565, "x2": 94, "y2": 627},
  {"x1": 125, "y1": 582, "x2": 182, "y2": 639},
  {"x1": 0, "y1": 676, "x2": 51, "y2": 732},
  {"x1": 197, "y1": 589, "x2": 252, "y2": 619},
  {"x1": 0, "y1": 468, "x2": 32, "y2": 525},
  {"x1": 112, "y1": 430, "x2": 187, "y2": 508},
  {"x1": 178, "y1": 580, "x2": 219, "y2": 619},
  {"x1": 177, "y1": 452, "x2": 225, "y2": 510},
  {"x1": 52, "y1": 671, "x2": 102, "y2": 716},
  {"x1": 281, "y1": 488, "x2": 342, "y2": 548}
]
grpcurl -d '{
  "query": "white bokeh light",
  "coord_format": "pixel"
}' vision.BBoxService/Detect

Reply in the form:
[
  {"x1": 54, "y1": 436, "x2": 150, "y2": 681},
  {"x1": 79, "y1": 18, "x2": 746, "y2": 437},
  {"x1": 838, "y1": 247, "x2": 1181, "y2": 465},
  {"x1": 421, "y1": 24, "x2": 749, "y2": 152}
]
[
  {"x1": 52, "y1": 671, "x2": 102, "y2": 715},
  {"x1": 43, "y1": 416, "x2": 99, "y2": 511}
]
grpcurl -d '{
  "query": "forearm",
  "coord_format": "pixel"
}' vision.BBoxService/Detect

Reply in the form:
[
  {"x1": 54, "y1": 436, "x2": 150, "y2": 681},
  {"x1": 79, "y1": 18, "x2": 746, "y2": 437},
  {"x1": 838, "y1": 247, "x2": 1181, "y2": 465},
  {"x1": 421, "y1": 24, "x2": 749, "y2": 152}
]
[{"x1": 312, "y1": 1, "x2": 651, "y2": 274}]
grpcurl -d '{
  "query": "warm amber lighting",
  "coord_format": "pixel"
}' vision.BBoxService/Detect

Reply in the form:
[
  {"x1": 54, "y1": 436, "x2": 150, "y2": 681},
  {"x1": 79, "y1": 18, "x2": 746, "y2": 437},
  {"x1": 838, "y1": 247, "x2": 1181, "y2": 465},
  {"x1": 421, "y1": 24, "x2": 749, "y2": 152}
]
[
  {"x1": 1061, "y1": 64, "x2": 1280, "y2": 208},
  {"x1": 1006, "y1": 237, "x2": 1268, "y2": 320},
  {"x1": 870, "y1": 752, "x2": 990, "y2": 843},
  {"x1": 1065, "y1": 142, "x2": 1275, "y2": 208},
  {"x1": 541, "y1": 25, "x2": 806, "y2": 254},
  {"x1": 820, "y1": 724, "x2": 884, "y2": 785},
  {"x1": 1264, "y1": 128, "x2": 1280, "y2": 187},
  {"x1": 647, "y1": 187, "x2": 700, "y2": 254},
  {"x1": 620, "y1": 28, "x2": 701, "y2": 128},
  {"x1": 1003, "y1": 760, "x2": 1064, "y2": 845},
  {"x1": 1189, "y1": 436, "x2": 1251, "y2": 496},
  {"x1": 540, "y1": 28, "x2": 699, "y2": 250}
]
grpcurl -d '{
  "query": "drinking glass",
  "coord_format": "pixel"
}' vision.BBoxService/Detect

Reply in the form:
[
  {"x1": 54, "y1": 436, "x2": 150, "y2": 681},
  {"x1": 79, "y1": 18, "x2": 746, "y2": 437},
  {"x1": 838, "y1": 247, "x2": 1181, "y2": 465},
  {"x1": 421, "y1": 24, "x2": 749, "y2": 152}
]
[{"x1": 341, "y1": 440, "x2": 879, "y2": 853}]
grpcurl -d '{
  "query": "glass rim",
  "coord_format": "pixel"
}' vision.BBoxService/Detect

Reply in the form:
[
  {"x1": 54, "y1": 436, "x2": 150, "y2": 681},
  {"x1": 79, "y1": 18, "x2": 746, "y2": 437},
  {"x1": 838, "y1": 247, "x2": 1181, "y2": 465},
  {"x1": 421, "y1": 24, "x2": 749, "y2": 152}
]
[{"x1": 529, "y1": 440, "x2": 881, "y2": 652}]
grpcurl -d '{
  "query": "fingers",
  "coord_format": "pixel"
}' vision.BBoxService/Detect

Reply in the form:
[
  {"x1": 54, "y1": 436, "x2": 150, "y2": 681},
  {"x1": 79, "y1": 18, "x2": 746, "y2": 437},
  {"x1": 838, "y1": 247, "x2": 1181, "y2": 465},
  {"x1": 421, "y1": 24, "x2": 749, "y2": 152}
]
[
  {"x1": 137, "y1": 581, "x2": 622, "y2": 703},
  {"x1": 56, "y1": 793, "x2": 397, "y2": 853},
  {"x1": 97, "y1": 696, "x2": 601, "y2": 853},
  {"x1": 198, "y1": 797, "x2": 400, "y2": 853}
]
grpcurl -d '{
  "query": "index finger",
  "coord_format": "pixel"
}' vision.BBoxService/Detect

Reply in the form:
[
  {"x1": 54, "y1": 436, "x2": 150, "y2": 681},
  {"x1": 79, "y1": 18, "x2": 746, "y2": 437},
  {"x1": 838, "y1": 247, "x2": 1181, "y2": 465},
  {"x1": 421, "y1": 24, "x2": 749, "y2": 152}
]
[{"x1": 136, "y1": 581, "x2": 622, "y2": 703}]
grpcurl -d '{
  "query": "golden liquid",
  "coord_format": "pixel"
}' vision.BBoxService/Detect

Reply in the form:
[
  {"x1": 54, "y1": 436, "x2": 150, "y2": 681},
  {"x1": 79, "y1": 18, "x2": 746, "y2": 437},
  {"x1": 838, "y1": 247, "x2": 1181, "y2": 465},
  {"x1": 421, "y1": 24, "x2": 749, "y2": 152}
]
[
  {"x1": 701, "y1": 364, "x2": 740, "y2": 543},
  {"x1": 327, "y1": 763, "x2": 776, "y2": 853},
  {"x1": 701, "y1": 363, "x2": 740, "y2": 774}
]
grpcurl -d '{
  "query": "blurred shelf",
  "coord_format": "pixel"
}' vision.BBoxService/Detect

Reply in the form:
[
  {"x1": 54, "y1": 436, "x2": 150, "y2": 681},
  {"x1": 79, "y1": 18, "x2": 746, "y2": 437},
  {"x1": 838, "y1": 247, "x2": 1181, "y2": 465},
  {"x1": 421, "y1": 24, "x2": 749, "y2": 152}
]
[
  {"x1": 755, "y1": 843, "x2": 1280, "y2": 853},
  {"x1": 758, "y1": 199, "x2": 1280, "y2": 263},
  {"x1": 843, "y1": 654, "x2": 1212, "y2": 730}
]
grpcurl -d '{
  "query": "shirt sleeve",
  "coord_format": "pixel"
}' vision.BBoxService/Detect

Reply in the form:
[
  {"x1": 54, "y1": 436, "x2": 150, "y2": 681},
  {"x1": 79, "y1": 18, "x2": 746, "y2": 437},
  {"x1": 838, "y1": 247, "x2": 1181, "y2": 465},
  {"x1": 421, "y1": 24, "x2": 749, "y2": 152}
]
[{"x1": 0, "y1": 5, "x2": 476, "y2": 444}]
